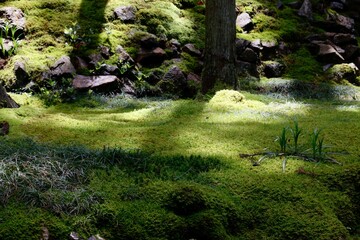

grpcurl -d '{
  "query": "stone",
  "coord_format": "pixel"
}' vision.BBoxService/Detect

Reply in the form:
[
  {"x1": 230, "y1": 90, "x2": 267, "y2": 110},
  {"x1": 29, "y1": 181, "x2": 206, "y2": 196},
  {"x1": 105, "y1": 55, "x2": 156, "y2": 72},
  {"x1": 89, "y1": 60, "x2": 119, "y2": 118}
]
[
  {"x1": 43, "y1": 56, "x2": 76, "y2": 80},
  {"x1": 98, "y1": 64, "x2": 119, "y2": 75},
  {"x1": 120, "y1": 77, "x2": 136, "y2": 96},
  {"x1": 330, "y1": 2, "x2": 345, "y2": 10},
  {"x1": 113, "y1": 6, "x2": 136, "y2": 23},
  {"x1": 69, "y1": 232, "x2": 80, "y2": 240},
  {"x1": 146, "y1": 69, "x2": 163, "y2": 85},
  {"x1": 0, "y1": 121, "x2": 9, "y2": 136},
  {"x1": 236, "y1": 12, "x2": 253, "y2": 31},
  {"x1": 327, "y1": 63, "x2": 359, "y2": 84},
  {"x1": 0, "y1": 39, "x2": 13, "y2": 56},
  {"x1": 182, "y1": 43, "x2": 201, "y2": 57},
  {"x1": 88, "y1": 53, "x2": 104, "y2": 69},
  {"x1": 136, "y1": 47, "x2": 166, "y2": 67},
  {"x1": 250, "y1": 39, "x2": 263, "y2": 51},
  {"x1": 140, "y1": 34, "x2": 159, "y2": 49},
  {"x1": 99, "y1": 45, "x2": 111, "y2": 59},
  {"x1": 263, "y1": 61, "x2": 285, "y2": 78},
  {"x1": 236, "y1": 60, "x2": 259, "y2": 78},
  {"x1": 238, "y1": 47, "x2": 258, "y2": 63},
  {"x1": 341, "y1": 45, "x2": 359, "y2": 60},
  {"x1": 235, "y1": 38, "x2": 251, "y2": 56},
  {"x1": 72, "y1": 56, "x2": 89, "y2": 72},
  {"x1": 0, "y1": 58, "x2": 7, "y2": 69},
  {"x1": 313, "y1": 43, "x2": 345, "y2": 63},
  {"x1": 298, "y1": 0, "x2": 313, "y2": 20},
  {"x1": 0, "y1": 7, "x2": 26, "y2": 39},
  {"x1": 13, "y1": 61, "x2": 29, "y2": 89},
  {"x1": 286, "y1": 1, "x2": 302, "y2": 9},
  {"x1": 73, "y1": 75, "x2": 121, "y2": 92},
  {"x1": 333, "y1": 33, "x2": 357, "y2": 45},
  {"x1": 158, "y1": 65, "x2": 188, "y2": 96},
  {"x1": 116, "y1": 45, "x2": 134, "y2": 63},
  {"x1": 0, "y1": 84, "x2": 19, "y2": 108}
]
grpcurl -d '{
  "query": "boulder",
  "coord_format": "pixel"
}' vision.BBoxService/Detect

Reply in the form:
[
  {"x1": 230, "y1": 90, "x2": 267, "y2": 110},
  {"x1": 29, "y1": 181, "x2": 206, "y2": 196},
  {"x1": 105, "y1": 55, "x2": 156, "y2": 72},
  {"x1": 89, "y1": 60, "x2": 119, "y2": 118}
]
[
  {"x1": 298, "y1": 0, "x2": 313, "y2": 20},
  {"x1": 0, "y1": 84, "x2": 19, "y2": 108},
  {"x1": 0, "y1": 121, "x2": 9, "y2": 136},
  {"x1": 99, "y1": 45, "x2": 111, "y2": 59},
  {"x1": 326, "y1": 63, "x2": 359, "y2": 84},
  {"x1": 312, "y1": 42, "x2": 345, "y2": 63},
  {"x1": 0, "y1": 7, "x2": 26, "y2": 39},
  {"x1": 236, "y1": 60, "x2": 259, "y2": 78},
  {"x1": 261, "y1": 40, "x2": 278, "y2": 60},
  {"x1": 113, "y1": 6, "x2": 136, "y2": 23},
  {"x1": 87, "y1": 53, "x2": 104, "y2": 69},
  {"x1": 73, "y1": 75, "x2": 121, "y2": 92},
  {"x1": 72, "y1": 56, "x2": 89, "y2": 72},
  {"x1": 13, "y1": 61, "x2": 29, "y2": 89},
  {"x1": 43, "y1": 56, "x2": 76, "y2": 80},
  {"x1": 158, "y1": 65, "x2": 188, "y2": 96},
  {"x1": 136, "y1": 47, "x2": 166, "y2": 67},
  {"x1": 140, "y1": 34, "x2": 159, "y2": 49},
  {"x1": 116, "y1": 45, "x2": 135, "y2": 63},
  {"x1": 238, "y1": 47, "x2": 258, "y2": 63},
  {"x1": 98, "y1": 64, "x2": 119, "y2": 75},
  {"x1": 330, "y1": 2, "x2": 345, "y2": 10},
  {"x1": 0, "y1": 39, "x2": 13, "y2": 57},
  {"x1": 0, "y1": 59, "x2": 7, "y2": 69},
  {"x1": 236, "y1": 12, "x2": 253, "y2": 31},
  {"x1": 235, "y1": 38, "x2": 251, "y2": 56},
  {"x1": 263, "y1": 61, "x2": 285, "y2": 78},
  {"x1": 341, "y1": 45, "x2": 359, "y2": 60},
  {"x1": 182, "y1": 43, "x2": 201, "y2": 57},
  {"x1": 333, "y1": 33, "x2": 357, "y2": 46}
]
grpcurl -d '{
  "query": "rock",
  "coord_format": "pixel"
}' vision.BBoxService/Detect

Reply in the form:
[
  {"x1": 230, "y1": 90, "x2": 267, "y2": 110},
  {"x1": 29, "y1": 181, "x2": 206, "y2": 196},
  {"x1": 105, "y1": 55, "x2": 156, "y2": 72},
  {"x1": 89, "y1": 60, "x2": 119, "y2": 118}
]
[
  {"x1": 0, "y1": 7, "x2": 26, "y2": 38},
  {"x1": 0, "y1": 39, "x2": 14, "y2": 57},
  {"x1": 120, "y1": 77, "x2": 136, "y2": 96},
  {"x1": 236, "y1": 60, "x2": 259, "y2": 78},
  {"x1": 235, "y1": 38, "x2": 251, "y2": 56},
  {"x1": 325, "y1": 11, "x2": 355, "y2": 33},
  {"x1": 261, "y1": 40, "x2": 278, "y2": 60},
  {"x1": 73, "y1": 75, "x2": 121, "y2": 92},
  {"x1": 0, "y1": 84, "x2": 19, "y2": 108},
  {"x1": 113, "y1": 6, "x2": 136, "y2": 23},
  {"x1": 354, "y1": 57, "x2": 360, "y2": 69},
  {"x1": 298, "y1": 0, "x2": 313, "y2": 20},
  {"x1": 69, "y1": 232, "x2": 80, "y2": 240},
  {"x1": 330, "y1": 1, "x2": 345, "y2": 10},
  {"x1": 88, "y1": 53, "x2": 104, "y2": 69},
  {"x1": 88, "y1": 235, "x2": 105, "y2": 240},
  {"x1": 250, "y1": 39, "x2": 263, "y2": 51},
  {"x1": 146, "y1": 69, "x2": 163, "y2": 85},
  {"x1": 341, "y1": 45, "x2": 359, "y2": 60},
  {"x1": 313, "y1": 42, "x2": 345, "y2": 63},
  {"x1": 182, "y1": 43, "x2": 201, "y2": 57},
  {"x1": 0, "y1": 121, "x2": 9, "y2": 136},
  {"x1": 263, "y1": 61, "x2": 285, "y2": 78},
  {"x1": 0, "y1": 58, "x2": 7, "y2": 69},
  {"x1": 98, "y1": 64, "x2": 119, "y2": 75},
  {"x1": 72, "y1": 56, "x2": 89, "y2": 72},
  {"x1": 136, "y1": 47, "x2": 166, "y2": 67},
  {"x1": 236, "y1": 12, "x2": 253, "y2": 31},
  {"x1": 99, "y1": 46, "x2": 111, "y2": 59},
  {"x1": 238, "y1": 47, "x2": 258, "y2": 63},
  {"x1": 116, "y1": 45, "x2": 134, "y2": 63},
  {"x1": 158, "y1": 65, "x2": 187, "y2": 96},
  {"x1": 43, "y1": 56, "x2": 76, "y2": 80},
  {"x1": 327, "y1": 63, "x2": 359, "y2": 84},
  {"x1": 40, "y1": 227, "x2": 49, "y2": 240},
  {"x1": 333, "y1": 33, "x2": 357, "y2": 45},
  {"x1": 13, "y1": 61, "x2": 29, "y2": 89},
  {"x1": 140, "y1": 34, "x2": 159, "y2": 49}
]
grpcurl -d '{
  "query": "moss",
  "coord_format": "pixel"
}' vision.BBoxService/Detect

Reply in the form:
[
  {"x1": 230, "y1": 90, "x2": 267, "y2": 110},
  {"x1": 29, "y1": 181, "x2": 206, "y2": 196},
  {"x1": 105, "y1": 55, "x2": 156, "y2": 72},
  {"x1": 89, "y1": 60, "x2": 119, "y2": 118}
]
[{"x1": 283, "y1": 47, "x2": 322, "y2": 81}]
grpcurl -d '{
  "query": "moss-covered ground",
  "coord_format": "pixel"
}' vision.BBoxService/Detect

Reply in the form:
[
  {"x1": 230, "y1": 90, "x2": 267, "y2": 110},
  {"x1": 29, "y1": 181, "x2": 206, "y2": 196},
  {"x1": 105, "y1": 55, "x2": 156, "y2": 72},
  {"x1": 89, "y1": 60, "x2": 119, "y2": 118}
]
[{"x1": 1, "y1": 91, "x2": 359, "y2": 239}]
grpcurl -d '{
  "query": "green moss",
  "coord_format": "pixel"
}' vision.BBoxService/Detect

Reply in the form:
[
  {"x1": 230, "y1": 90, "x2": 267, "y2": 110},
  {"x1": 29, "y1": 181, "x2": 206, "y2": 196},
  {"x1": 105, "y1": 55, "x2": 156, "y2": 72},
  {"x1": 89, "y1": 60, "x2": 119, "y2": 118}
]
[{"x1": 283, "y1": 47, "x2": 322, "y2": 81}]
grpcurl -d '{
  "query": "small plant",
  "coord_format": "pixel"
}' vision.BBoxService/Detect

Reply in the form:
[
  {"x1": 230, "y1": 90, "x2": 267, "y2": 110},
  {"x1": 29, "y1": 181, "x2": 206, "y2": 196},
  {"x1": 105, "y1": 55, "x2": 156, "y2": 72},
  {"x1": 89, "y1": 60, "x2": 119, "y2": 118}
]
[
  {"x1": 64, "y1": 22, "x2": 81, "y2": 44},
  {"x1": 289, "y1": 120, "x2": 302, "y2": 153},
  {"x1": 38, "y1": 78, "x2": 76, "y2": 106},
  {"x1": 275, "y1": 127, "x2": 288, "y2": 153},
  {"x1": 309, "y1": 128, "x2": 321, "y2": 159}
]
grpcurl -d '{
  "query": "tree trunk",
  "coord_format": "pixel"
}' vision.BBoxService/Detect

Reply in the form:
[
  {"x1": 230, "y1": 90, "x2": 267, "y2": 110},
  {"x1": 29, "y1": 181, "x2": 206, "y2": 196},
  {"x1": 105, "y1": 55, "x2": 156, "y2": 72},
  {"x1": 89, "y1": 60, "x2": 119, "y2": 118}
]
[
  {"x1": 201, "y1": 0, "x2": 237, "y2": 94},
  {"x1": 0, "y1": 84, "x2": 19, "y2": 108}
]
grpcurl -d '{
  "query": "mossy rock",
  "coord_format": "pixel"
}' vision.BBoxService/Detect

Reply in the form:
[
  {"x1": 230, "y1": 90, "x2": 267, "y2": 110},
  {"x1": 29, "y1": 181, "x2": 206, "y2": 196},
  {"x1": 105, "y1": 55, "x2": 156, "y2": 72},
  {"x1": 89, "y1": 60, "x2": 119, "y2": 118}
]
[
  {"x1": 327, "y1": 63, "x2": 359, "y2": 85},
  {"x1": 209, "y1": 90, "x2": 245, "y2": 105}
]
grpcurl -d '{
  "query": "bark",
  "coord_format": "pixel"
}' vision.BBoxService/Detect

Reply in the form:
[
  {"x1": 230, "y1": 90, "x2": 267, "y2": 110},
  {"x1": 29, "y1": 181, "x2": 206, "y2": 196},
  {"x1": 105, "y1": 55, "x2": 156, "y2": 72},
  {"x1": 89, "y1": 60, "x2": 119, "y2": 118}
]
[
  {"x1": 201, "y1": 0, "x2": 237, "y2": 94},
  {"x1": 0, "y1": 84, "x2": 19, "y2": 108}
]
